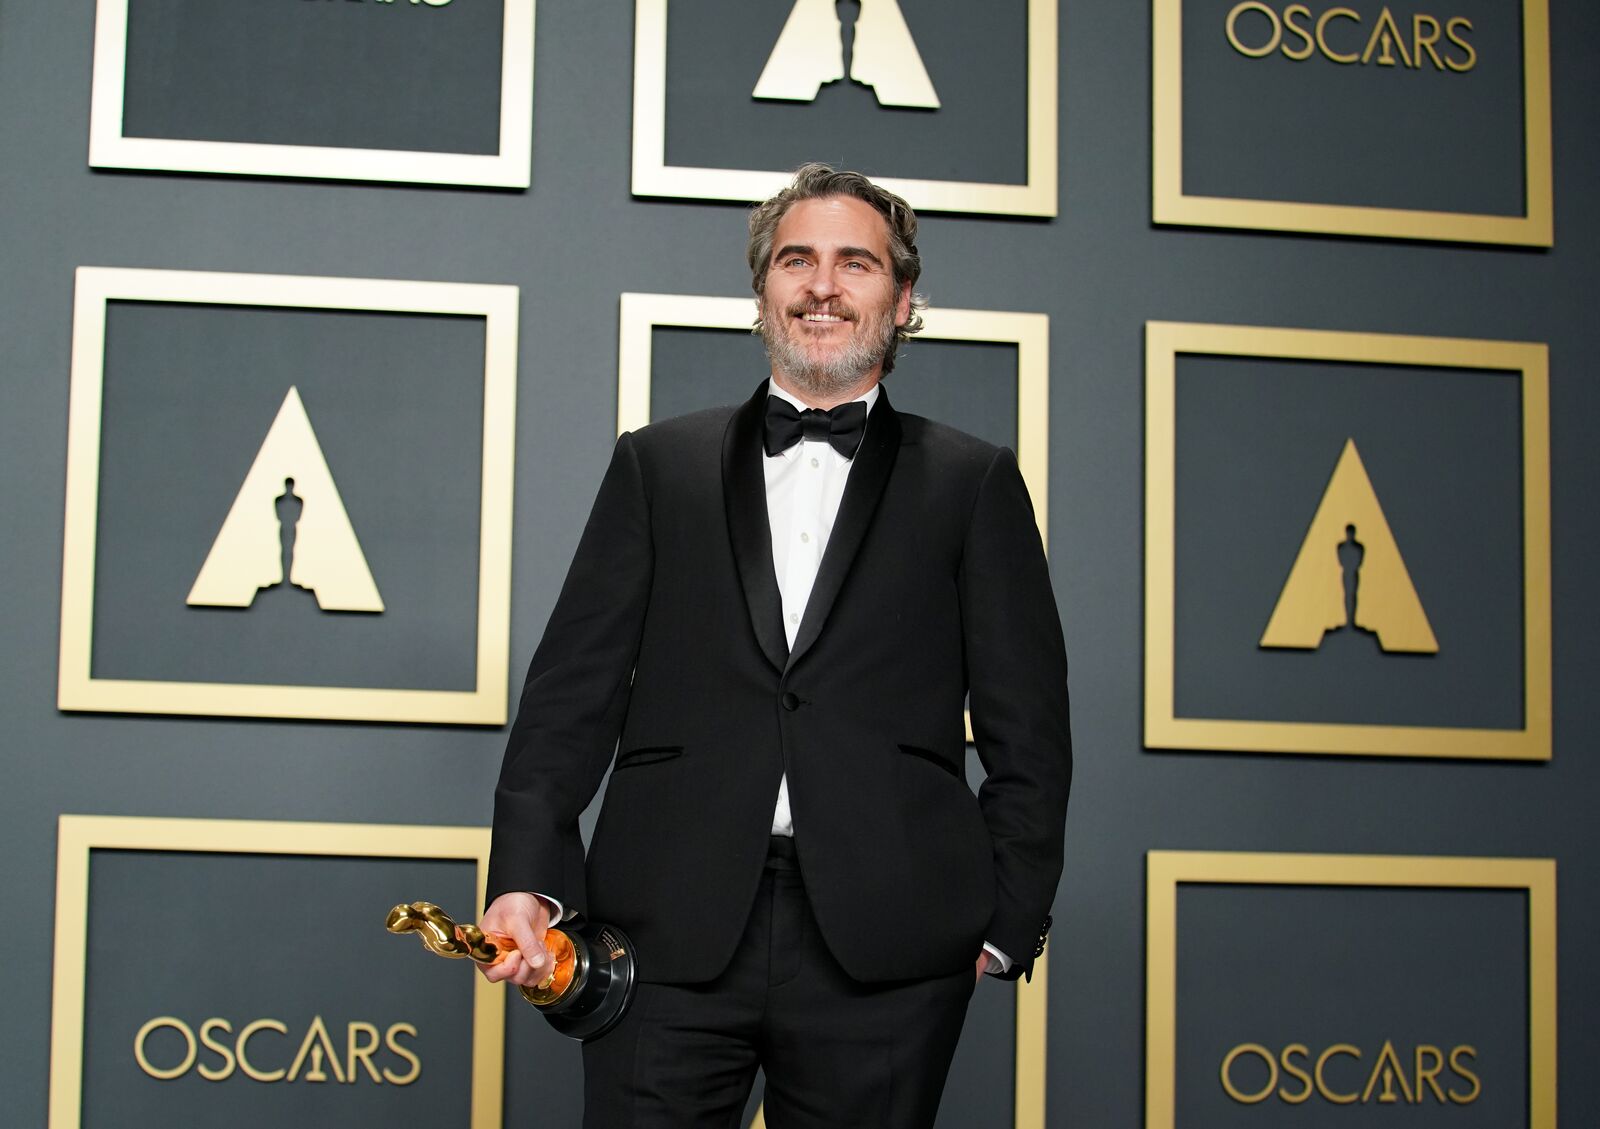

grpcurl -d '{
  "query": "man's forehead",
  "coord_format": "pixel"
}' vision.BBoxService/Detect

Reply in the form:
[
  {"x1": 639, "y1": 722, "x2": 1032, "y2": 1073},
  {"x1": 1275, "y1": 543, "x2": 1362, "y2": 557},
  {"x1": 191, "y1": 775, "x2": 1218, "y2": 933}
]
[{"x1": 772, "y1": 195, "x2": 892, "y2": 257}]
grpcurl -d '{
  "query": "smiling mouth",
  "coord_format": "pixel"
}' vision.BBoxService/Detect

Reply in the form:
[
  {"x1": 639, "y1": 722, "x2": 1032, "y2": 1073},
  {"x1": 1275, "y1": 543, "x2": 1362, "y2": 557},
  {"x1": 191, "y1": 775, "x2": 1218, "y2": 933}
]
[{"x1": 792, "y1": 305, "x2": 852, "y2": 326}]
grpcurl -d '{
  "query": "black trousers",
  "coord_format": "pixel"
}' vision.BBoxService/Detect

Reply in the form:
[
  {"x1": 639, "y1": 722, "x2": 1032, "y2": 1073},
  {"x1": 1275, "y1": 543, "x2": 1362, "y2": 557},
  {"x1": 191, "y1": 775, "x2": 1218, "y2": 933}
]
[{"x1": 582, "y1": 838, "x2": 976, "y2": 1129}]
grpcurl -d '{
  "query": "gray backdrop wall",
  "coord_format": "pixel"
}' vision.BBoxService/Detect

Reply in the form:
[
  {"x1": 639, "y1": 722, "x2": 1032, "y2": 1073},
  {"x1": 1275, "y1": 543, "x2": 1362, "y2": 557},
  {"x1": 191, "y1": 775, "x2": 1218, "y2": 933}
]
[{"x1": 2, "y1": 1, "x2": 1596, "y2": 1126}]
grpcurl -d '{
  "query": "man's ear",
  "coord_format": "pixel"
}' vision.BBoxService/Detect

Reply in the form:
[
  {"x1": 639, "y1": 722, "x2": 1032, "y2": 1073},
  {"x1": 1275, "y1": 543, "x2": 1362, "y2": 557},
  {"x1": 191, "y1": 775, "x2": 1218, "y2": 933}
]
[{"x1": 895, "y1": 280, "x2": 912, "y2": 328}]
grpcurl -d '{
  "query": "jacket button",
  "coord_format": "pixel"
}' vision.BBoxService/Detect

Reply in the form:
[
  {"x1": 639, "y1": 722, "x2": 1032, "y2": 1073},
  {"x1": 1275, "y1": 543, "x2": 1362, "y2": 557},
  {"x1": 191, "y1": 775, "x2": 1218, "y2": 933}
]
[{"x1": 781, "y1": 692, "x2": 800, "y2": 711}]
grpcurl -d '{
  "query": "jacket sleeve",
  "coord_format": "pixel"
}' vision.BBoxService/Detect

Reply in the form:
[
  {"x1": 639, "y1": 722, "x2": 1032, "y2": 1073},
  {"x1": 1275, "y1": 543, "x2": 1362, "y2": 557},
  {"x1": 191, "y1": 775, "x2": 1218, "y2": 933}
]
[
  {"x1": 486, "y1": 431, "x2": 653, "y2": 915},
  {"x1": 958, "y1": 446, "x2": 1073, "y2": 980}
]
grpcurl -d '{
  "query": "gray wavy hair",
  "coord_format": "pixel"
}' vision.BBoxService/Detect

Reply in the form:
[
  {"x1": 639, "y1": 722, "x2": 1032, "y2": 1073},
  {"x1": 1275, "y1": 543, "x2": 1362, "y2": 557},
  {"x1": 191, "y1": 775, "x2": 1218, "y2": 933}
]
[{"x1": 747, "y1": 163, "x2": 927, "y2": 374}]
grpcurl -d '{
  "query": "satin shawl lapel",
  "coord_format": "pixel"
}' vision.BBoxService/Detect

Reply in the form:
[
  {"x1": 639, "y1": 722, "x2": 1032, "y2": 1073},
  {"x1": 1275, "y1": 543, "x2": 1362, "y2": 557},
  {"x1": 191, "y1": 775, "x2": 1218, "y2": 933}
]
[
  {"x1": 722, "y1": 384, "x2": 788, "y2": 673},
  {"x1": 787, "y1": 388, "x2": 902, "y2": 671}
]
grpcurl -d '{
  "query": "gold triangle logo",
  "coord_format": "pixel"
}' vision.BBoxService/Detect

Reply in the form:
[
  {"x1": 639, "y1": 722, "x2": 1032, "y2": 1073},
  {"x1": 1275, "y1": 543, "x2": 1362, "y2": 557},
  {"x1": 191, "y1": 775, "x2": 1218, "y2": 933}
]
[
  {"x1": 1260, "y1": 438, "x2": 1437, "y2": 654},
  {"x1": 753, "y1": 0, "x2": 940, "y2": 108},
  {"x1": 186, "y1": 387, "x2": 384, "y2": 612}
]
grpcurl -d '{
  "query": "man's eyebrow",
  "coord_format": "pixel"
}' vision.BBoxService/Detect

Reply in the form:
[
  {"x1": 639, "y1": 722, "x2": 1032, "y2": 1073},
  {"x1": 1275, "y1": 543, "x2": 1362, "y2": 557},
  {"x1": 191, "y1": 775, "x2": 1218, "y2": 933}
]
[
  {"x1": 771, "y1": 243, "x2": 887, "y2": 268},
  {"x1": 837, "y1": 245, "x2": 886, "y2": 267}
]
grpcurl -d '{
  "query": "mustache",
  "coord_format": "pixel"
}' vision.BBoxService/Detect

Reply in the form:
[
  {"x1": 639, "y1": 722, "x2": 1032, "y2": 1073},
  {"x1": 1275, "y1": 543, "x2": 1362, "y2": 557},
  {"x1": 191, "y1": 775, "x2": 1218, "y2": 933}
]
[{"x1": 785, "y1": 300, "x2": 856, "y2": 321}]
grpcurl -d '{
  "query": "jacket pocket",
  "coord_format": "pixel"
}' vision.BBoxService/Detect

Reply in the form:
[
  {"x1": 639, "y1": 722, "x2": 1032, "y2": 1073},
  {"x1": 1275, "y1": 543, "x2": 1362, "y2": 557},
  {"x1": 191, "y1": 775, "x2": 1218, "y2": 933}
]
[
  {"x1": 613, "y1": 745, "x2": 684, "y2": 771},
  {"x1": 897, "y1": 743, "x2": 963, "y2": 780}
]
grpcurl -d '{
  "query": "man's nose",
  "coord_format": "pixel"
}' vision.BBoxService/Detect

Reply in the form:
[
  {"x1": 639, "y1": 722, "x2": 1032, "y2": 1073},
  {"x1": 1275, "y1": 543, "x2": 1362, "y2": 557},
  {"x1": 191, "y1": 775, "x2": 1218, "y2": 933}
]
[{"x1": 807, "y1": 270, "x2": 840, "y2": 299}]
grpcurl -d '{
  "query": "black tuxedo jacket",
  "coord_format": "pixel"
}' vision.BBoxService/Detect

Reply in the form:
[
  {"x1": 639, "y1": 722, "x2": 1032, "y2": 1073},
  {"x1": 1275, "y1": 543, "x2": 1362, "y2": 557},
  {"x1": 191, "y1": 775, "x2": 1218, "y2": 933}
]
[{"x1": 488, "y1": 383, "x2": 1071, "y2": 984}]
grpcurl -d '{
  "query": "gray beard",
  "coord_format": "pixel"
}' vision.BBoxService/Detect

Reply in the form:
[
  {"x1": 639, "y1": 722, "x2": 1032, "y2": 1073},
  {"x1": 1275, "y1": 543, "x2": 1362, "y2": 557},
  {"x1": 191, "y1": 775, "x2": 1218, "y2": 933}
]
[{"x1": 760, "y1": 305, "x2": 894, "y2": 399}]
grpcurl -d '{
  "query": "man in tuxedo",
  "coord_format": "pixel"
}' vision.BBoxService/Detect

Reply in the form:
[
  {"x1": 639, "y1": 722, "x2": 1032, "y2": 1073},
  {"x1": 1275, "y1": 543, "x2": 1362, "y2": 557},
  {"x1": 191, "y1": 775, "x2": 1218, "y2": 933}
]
[{"x1": 481, "y1": 164, "x2": 1072, "y2": 1127}]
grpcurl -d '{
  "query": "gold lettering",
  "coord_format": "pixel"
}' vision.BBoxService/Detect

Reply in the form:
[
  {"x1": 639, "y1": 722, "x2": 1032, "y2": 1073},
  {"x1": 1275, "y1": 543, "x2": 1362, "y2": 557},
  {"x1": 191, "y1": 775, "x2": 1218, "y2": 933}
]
[
  {"x1": 1220, "y1": 1043, "x2": 1277, "y2": 1103},
  {"x1": 1444, "y1": 17, "x2": 1477, "y2": 72},
  {"x1": 133, "y1": 1016, "x2": 196, "y2": 1081},
  {"x1": 1316, "y1": 8, "x2": 1361, "y2": 64},
  {"x1": 347, "y1": 1021, "x2": 383, "y2": 1084},
  {"x1": 1278, "y1": 1043, "x2": 1314, "y2": 1104},
  {"x1": 1448, "y1": 1045, "x2": 1481, "y2": 1104},
  {"x1": 1362, "y1": 1040, "x2": 1416, "y2": 1104},
  {"x1": 1414, "y1": 1044, "x2": 1446, "y2": 1103},
  {"x1": 288, "y1": 1015, "x2": 348, "y2": 1084},
  {"x1": 383, "y1": 1022, "x2": 422, "y2": 1086},
  {"x1": 237, "y1": 1018, "x2": 289, "y2": 1083},
  {"x1": 1226, "y1": 2, "x2": 1282, "y2": 58},
  {"x1": 198, "y1": 1018, "x2": 236, "y2": 1082},
  {"x1": 1281, "y1": 5, "x2": 1315, "y2": 60},
  {"x1": 1362, "y1": 8, "x2": 1415, "y2": 67},
  {"x1": 1314, "y1": 1043, "x2": 1360, "y2": 1104},
  {"x1": 1412, "y1": 14, "x2": 1445, "y2": 70}
]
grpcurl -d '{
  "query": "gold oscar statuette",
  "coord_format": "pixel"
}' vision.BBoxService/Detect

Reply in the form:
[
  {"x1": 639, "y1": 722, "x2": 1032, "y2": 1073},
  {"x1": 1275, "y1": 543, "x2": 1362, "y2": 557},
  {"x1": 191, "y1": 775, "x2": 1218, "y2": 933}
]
[{"x1": 386, "y1": 901, "x2": 637, "y2": 1041}]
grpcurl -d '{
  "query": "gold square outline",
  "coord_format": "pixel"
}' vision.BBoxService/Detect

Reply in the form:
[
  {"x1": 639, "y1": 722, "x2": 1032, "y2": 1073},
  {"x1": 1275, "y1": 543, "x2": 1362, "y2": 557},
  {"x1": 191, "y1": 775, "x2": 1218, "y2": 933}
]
[
  {"x1": 1144, "y1": 849, "x2": 1557, "y2": 1129},
  {"x1": 48, "y1": 814, "x2": 505, "y2": 1129},
  {"x1": 618, "y1": 292, "x2": 1052, "y2": 1129},
  {"x1": 630, "y1": 0, "x2": 1059, "y2": 217},
  {"x1": 59, "y1": 266, "x2": 519, "y2": 725},
  {"x1": 88, "y1": 0, "x2": 536, "y2": 188},
  {"x1": 1151, "y1": 0, "x2": 1553, "y2": 246},
  {"x1": 1143, "y1": 321, "x2": 1552, "y2": 759}
]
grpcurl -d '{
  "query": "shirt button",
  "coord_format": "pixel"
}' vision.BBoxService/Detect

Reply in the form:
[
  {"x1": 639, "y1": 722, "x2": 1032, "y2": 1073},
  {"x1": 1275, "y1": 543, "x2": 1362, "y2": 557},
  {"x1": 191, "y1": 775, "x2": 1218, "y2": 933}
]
[
  {"x1": 781, "y1": 691, "x2": 800, "y2": 711},
  {"x1": 789, "y1": 612, "x2": 799, "y2": 624},
  {"x1": 810, "y1": 457, "x2": 820, "y2": 468},
  {"x1": 800, "y1": 532, "x2": 810, "y2": 543}
]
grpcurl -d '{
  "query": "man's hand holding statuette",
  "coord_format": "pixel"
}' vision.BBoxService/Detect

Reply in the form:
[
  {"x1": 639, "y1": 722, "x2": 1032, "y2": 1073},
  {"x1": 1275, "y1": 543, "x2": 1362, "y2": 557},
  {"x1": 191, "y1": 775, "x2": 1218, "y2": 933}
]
[{"x1": 477, "y1": 891, "x2": 554, "y2": 988}]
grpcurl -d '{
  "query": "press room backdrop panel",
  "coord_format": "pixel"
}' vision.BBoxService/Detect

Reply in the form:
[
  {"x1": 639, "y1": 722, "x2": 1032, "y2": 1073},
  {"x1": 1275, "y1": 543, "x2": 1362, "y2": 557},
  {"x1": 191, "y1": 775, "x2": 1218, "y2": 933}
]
[
  {"x1": 1169, "y1": 354, "x2": 1525, "y2": 730},
  {"x1": 92, "y1": 301, "x2": 486, "y2": 689},
  {"x1": 49, "y1": 817, "x2": 503, "y2": 1129},
  {"x1": 1145, "y1": 851, "x2": 1557, "y2": 1129},
  {"x1": 2, "y1": 1, "x2": 1596, "y2": 1128},
  {"x1": 88, "y1": 0, "x2": 536, "y2": 185},
  {"x1": 1179, "y1": 0, "x2": 1528, "y2": 215},
  {"x1": 662, "y1": 1, "x2": 1026, "y2": 185},
  {"x1": 1152, "y1": 0, "x2": 1553, "y2": 242}
]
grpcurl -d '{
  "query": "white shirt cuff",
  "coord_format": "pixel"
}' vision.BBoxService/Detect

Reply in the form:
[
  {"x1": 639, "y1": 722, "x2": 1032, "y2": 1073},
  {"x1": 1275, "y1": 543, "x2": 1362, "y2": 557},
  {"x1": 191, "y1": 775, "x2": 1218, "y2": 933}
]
[
  {"x1": 531, "y1": 892, "x2": 565, "y2": 926},
  {"x1": 982, "y1": 941, "x2": 1013, "y2": 976}
]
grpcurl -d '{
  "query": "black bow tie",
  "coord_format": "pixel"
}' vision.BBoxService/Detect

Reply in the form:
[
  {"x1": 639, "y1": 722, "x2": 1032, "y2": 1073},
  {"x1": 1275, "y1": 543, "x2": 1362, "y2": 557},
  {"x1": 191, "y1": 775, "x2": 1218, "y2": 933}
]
[{"x1": 763, "y1": 396, "x2": 869, "y2": 460}]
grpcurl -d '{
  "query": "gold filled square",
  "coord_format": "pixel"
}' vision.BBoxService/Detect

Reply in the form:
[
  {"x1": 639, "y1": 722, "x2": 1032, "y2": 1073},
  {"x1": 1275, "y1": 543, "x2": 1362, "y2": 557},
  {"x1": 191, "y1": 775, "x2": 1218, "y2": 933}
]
[
  {"x1": 89, "y1": 0, "x2": 535, "y2": 187},
  {"x1": 49, "y1": 815, "x2": 504, "y2": 1129},
  {"x1": 619, "y1": 291, "x2": 1052, "y2": 1129},
  {"x1": 1144, "y1": 321, "x2": 1551, "y2": 759},
  {"x1": 1151, "y1": 0, "x2": 1552, "y2": 245},
  {"x1": 630, "y1": 0, "x2": 1059, "y2": 217},
  {"x1": 1144, "y1": 850, "x2": 1557, "y2": 1129},
  {"x1": 59, "y1": 267, "x2": 519, "y2": 725}
]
